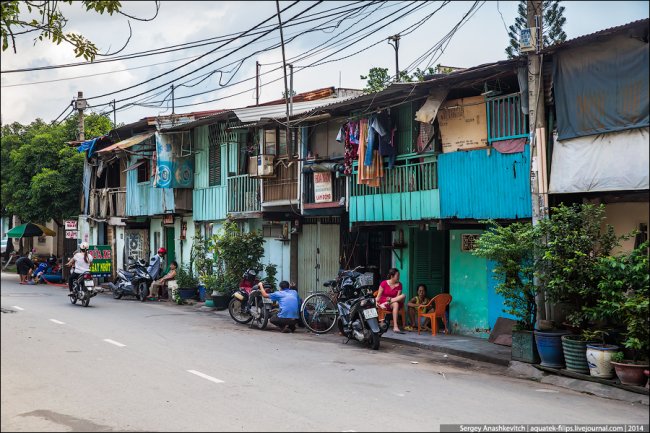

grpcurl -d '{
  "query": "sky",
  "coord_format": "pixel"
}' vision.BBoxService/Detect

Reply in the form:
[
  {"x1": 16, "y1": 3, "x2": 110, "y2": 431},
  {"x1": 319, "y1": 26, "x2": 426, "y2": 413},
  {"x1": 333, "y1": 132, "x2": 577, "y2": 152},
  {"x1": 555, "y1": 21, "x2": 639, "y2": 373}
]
[{"x1": 1, "y1": 1, "x2": 648, "y2": 126}]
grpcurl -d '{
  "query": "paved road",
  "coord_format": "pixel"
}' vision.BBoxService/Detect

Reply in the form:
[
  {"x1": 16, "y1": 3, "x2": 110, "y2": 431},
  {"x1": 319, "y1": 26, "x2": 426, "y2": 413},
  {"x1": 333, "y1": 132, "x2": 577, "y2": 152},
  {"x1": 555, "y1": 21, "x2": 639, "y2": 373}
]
[{"x1": 1, "y1": 273, "x2": 647, "y2": 432}]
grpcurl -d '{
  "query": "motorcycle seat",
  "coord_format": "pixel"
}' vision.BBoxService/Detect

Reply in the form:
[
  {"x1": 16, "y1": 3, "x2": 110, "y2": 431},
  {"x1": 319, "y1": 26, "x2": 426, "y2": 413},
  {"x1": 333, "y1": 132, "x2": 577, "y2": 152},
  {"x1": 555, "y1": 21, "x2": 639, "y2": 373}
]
[{"x1": 121, "y1": 270, "x2": 135, "y2": 278}]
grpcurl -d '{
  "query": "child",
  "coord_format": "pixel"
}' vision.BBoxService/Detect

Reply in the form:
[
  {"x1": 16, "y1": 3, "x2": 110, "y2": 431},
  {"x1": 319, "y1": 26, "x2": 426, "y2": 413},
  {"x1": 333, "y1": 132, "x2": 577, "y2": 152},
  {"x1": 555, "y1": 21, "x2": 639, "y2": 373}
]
[{"x1": 405, "y1": 284, "x2": 431, "y2": 331}]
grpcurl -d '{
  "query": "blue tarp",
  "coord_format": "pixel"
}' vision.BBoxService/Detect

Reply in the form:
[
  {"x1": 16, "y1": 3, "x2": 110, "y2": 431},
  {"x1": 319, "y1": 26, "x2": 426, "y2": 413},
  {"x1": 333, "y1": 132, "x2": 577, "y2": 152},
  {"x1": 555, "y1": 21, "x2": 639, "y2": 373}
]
[
  {"x1": 76, "y1": 137, "x2": 99, "y2": 157},
  {"x1": 553, "y1": 35, "x2": 649, "y2": 140}
]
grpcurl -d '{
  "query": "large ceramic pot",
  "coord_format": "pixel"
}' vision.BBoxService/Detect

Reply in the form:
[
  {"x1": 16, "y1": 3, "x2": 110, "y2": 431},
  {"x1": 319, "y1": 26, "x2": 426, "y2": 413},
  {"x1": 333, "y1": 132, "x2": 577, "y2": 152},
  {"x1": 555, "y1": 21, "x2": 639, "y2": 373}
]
[
  {"x1": 511, "y1": 330, "x2": 540, "y2": 364},
  {"x1": 611, "y1": 361, "x2": 650, "y2": 386},
  {"x1": 211, "y1": 291, "x2": 229, "y2": 310},
  {"x1": 178, "y1": 287, "x2": 197, "y2": 300},
  {"x1": 561, "y1": 335, "x2": 596, "y2": 374},
  {"x1": 586, "y1": 344, "x2": 619, "y2": 379},
  {"x1": 534, "y1": 330, "x2": 570, "y2": 368}
]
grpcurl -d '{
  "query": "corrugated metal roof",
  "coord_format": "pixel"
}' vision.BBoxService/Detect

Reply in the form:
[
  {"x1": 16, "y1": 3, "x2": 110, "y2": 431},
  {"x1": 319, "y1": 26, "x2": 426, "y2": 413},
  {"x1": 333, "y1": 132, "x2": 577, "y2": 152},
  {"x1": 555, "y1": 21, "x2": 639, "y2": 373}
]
[
  {"x1": 252, "y1": 87, "x2": 336, "y2": 107},
  {"x1": 542, "y1": 18, "x2": 649, "y2": 53},
  {"x1": 98, "y1": 132, "x2": 154, "y2": 154},
  {"x1": 232, "y1": 96, "x2": 356, "y2": 123}
]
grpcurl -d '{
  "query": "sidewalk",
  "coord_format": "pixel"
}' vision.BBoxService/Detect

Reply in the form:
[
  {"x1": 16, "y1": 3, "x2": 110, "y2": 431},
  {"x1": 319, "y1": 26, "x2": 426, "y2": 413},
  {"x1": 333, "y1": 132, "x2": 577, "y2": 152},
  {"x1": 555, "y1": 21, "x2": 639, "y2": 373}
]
[{"x1": 381, "y1": 329, "x2": 511, "y2": 366}]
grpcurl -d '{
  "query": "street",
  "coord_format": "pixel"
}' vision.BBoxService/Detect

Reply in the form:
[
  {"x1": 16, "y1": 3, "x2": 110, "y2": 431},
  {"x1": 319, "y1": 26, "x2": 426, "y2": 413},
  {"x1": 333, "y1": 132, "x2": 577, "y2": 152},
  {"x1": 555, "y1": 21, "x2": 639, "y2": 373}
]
[{"x1": 1, "y1": 272, "x2": 647, "y2": 432}]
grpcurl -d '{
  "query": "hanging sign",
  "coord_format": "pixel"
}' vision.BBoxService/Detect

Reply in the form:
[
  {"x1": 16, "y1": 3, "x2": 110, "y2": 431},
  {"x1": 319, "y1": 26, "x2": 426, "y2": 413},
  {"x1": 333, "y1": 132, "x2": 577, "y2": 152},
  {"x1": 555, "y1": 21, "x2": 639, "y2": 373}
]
[
  {"x1": 314, "y1": 172, "x2": 333, "y2": 203},
  {"x1": 65, "y1": 230, "x2": 78, "y2": 239},
  {"x1": 64, "y1": 220, "x2": 78, "y2": 230}
]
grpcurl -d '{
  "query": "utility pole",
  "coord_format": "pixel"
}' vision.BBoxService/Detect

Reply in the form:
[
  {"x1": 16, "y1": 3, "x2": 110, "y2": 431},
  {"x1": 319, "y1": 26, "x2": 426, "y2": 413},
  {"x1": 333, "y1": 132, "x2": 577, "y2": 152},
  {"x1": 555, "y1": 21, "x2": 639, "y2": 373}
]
[
  {"x1": 527, "y1": 0, "x2": 549, "y2": 321},
  {"x1": 256, "y1": 61, "x2": 260, "y2": 106},
  {"x1": 171, "y1": 84, "x2": 175, "y2": 114},
  {"x1": 275, "y1": 0, "x2": 292, "y2": 158},
  {"x1": 74, "y1": 91, "x2": 87, "y2": 141},
  {"x1": 388, "y1": 34, "x2": 401, "y2": 82},
  {"x1": 289, "y1": 64, "x2": 294, "y2": 117},
  {"x1": 111, "y1": 99, "x2": 116, "y2": 127}
]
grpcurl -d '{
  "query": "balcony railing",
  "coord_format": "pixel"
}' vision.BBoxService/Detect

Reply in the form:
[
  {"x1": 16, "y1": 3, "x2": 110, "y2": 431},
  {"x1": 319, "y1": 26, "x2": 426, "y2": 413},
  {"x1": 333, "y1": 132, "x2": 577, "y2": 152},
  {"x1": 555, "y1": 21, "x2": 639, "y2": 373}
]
[
  {"x1": 351, "y1": 157, "x2": 437, "y2": 197},
  {"x1": 262, "y1": 160, "x2": 298, "y2": 203},
  {"x1": 303, "y1": 171, "x2": 346, "y2": 205},
  {"x1": 486, "y1": 93, "x2": 529, "y2": 144},
  {"x1": 89, "y1": 187, "x2": 126, "y2": 218},
  {"x1": 228, "y1": 174, "x2": 260, "y2": 213}
]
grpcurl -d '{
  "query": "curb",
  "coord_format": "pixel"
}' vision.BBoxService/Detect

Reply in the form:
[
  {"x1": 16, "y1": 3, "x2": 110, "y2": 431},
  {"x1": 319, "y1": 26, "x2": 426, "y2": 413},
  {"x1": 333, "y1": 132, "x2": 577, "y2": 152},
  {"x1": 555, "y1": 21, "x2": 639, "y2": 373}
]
[{"x1": 382, "y1": 335, "x2": 511, "y2": 366}]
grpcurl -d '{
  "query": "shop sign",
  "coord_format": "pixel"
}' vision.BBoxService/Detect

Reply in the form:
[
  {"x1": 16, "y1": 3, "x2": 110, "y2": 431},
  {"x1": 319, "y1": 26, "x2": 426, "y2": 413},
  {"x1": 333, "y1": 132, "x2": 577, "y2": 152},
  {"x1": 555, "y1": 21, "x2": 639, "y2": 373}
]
[
  {"x1": 65, "y1": 230, "x2": 78, "y2": 239},
  {"x1": 64, "y1": 220, "x2": 78, "y2": 230},
  {"x1": 314, "y1": 172, "x2": 333, "y2": 203},
  {"x1": 89, "y1": 245, "x2": 112, "y2": 277}
]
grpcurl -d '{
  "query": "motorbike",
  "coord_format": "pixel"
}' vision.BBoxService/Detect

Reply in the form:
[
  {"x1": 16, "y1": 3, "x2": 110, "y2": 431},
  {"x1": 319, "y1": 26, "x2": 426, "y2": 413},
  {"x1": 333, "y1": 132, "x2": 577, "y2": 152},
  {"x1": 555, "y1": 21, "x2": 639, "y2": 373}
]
[
  {"x1": 228, "y1": 268, "x2": 277, "y2": 329},
  {"x1": 110, "y1": 257, "x2": 152, "y2": 302},
  {"x1": 332, "y1": 266, "x2": 386, "y2": 350},
  {"x1": 69, "y1": 271, "x2": 100, "y2": 307}
]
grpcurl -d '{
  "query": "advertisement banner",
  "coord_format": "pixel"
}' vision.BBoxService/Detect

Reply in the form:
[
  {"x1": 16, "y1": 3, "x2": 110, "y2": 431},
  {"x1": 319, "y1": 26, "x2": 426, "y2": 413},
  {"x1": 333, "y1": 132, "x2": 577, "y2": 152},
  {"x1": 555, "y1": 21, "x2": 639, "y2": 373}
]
[
  {"x1": 64, "y1": 220, "x2": 78, "y2": 230},
  {"x1": 314, "y1": 172, "x2": 333, "y2": 203},
  {"x1": 88, "y1": 245, "x2": 112, "y2": 277},
  {"x1": 65, "y1": 230, "x2": 78, "y2": 239},
  {"x1": 154, "y1": 132, "x2": 194, "y2": 188}
]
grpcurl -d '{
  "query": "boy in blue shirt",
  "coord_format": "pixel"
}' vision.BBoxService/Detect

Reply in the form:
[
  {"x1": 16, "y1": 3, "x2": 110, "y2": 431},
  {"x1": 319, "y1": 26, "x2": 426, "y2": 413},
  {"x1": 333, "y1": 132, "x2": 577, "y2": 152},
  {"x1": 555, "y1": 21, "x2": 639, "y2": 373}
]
[{"x1": 258, "y1": 280, "x2": 299, "y2": 333}]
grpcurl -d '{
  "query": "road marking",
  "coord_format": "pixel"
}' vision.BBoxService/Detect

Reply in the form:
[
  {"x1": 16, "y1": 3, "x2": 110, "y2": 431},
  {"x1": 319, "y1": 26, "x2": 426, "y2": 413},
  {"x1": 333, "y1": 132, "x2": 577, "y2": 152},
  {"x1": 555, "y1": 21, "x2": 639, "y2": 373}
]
[
  {"x1": 535, "y1": 389, "x2": 559, "y2": 393},
  {"x1": 12, "y1": 306, "x2": 24, "y2": 311},
  {"x1": 49, "y1": 319, "x2": 65, "y2": 325},
  {"x1": 186, "y1": 370, "x2": 224, "y2": 384},
  {"x1": 103, "y1": 339, "x2": 126, "y2": 347},
  {"x1": 342, "y1": 430, "x2": 357, "y2": 432}
]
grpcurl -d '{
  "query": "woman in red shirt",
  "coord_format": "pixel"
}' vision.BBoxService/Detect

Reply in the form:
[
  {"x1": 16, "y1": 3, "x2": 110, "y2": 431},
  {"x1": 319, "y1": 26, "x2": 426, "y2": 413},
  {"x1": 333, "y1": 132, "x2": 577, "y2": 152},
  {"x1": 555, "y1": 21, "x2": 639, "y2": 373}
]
[{"x1": 376, "y1": 268, "x2": 406, "y2": 333}]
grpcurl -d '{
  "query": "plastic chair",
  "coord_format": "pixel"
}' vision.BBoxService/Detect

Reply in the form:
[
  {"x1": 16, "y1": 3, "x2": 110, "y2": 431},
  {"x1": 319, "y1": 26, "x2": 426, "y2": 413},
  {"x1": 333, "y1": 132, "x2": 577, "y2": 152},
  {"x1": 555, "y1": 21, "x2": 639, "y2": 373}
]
[
  {"x1": 373, "y1": 290, "x2": 407, "y2": 327},
  {"x1": 417, "y1": 293, "x2": 452, "y2": 335}
]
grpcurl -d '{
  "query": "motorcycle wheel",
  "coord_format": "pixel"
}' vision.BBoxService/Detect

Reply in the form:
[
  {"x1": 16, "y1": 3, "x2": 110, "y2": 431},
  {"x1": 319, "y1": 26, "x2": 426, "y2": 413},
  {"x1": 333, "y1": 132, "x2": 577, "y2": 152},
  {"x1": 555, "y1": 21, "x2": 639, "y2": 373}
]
[
  {"x1": 228, "y1": 298, "x2": 252, "y2": 324},
  {"x1": 69, "y1": 293, "x2": 77, "y2": 305},
  {"x1": 249, "y1": 293, "x2": 268, "y2": 330},
  {"x1": 369, "y1": 332, "x2": 381, "y2": 350},
  {"x1": 113, "y1": 279, "x2": 123, "y2": 299},
  {"x1": 82, "y1": 296, "x2": 90, "y2": 307},
  {"x1": 138, "y1": 281, "x2": 149, "y2": 302}
]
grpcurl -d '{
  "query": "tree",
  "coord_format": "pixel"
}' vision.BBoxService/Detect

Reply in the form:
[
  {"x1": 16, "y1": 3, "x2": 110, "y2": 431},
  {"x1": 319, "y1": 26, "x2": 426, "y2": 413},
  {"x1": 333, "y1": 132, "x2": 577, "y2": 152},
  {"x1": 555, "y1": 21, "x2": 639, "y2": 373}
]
[
  {"x1": 360, "y1": 66, "x2": 438, "y2": 93},
  {"x1": 1, "y1": 113, "x2": 112, "y2": 224},
  {"x1": 505, "y1": 0, "x2": 567, "y2": 59},
  {"x1": 1, "y1": 1, "x2": 159, "y2": 61}
]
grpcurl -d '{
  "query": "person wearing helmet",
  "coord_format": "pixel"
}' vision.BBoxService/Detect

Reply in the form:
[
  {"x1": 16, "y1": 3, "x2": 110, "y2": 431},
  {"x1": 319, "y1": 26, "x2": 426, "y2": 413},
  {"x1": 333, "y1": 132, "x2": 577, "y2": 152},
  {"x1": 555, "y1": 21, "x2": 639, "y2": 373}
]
[
  {"x1": 147, "y1": 247, "x2": 167, "y2": 280},
  {"x1": 65, "y1": 242, "x2": 93, "y2": 294}
]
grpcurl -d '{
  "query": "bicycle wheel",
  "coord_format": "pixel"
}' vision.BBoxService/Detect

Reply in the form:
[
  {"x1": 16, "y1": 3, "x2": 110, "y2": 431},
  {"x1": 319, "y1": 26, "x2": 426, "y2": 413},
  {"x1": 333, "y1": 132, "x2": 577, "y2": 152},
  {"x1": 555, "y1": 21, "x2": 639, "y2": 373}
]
[{"x1": 301, "y1": 293, "x2": 338, "y2": 334}]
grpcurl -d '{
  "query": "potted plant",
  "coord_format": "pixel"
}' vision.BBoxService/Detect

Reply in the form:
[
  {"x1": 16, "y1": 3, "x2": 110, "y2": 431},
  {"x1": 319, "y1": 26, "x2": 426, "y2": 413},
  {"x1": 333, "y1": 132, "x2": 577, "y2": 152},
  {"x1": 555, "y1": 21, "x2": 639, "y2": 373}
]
[
  {"x1": 584, "y1": 330, "x2": 619, "y2": 379},
  {"x1": 473, "y1": 221, "x2": 540, "y2": 363},
  {"x1": 175, "y1": 264, "x2": 199, "y2": 302},
  {"x1": 192, "y1": 234, "x2": 213, "y2": 303},
  {"x1": 593, "y1": 242, "x2": 649, "y2": 385},
  {"x1": 264, "y1": 263, "x2": 278, "y2": 289}
]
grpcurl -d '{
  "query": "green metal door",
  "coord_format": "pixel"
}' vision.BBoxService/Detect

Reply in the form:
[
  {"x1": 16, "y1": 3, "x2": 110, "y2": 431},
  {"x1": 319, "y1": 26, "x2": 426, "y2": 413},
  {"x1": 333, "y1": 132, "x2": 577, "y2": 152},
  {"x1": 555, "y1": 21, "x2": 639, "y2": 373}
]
[
  {"x1": 165, "y1": 226, "x2": 176, "y2": 272},
  {"x1": 411, "y1": 229, "x2": 446, "y2": 299}
]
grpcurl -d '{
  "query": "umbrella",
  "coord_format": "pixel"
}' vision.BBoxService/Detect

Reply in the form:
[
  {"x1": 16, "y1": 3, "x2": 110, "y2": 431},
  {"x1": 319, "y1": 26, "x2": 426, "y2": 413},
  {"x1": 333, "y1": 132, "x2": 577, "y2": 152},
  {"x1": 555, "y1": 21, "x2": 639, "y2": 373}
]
[{"x1": 6, "y1": 223, "x2": 57, "y2": 238}]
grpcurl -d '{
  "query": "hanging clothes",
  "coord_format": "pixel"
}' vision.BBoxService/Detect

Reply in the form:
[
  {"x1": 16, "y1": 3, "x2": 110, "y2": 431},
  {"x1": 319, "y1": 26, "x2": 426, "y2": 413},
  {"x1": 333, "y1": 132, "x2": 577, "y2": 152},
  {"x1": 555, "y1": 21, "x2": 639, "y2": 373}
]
[
  {"x1": 365, "y1": 114, "x2": 387, "y2": 166},
  {"x1": 357, "y1": 119, "x2": 369, "y2": 185},
  {"x1": 343, "y1": 122, "x2": 358, "y2": 176},
  {"x1": 357, "y1": 118, "x2": 383, "y2": 188},
  {"x1": 377, "y1": 111, "x2": 397, "y2": 169}
]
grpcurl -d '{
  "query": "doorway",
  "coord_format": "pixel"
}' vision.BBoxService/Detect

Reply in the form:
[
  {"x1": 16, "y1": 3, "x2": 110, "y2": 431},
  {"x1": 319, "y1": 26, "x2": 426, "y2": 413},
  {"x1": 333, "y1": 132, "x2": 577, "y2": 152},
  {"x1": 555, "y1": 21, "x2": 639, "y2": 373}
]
[
  {"x1": 164, "y1": 226, "x2": 176, "y2": 272},
  {"x1": 410, "y1": 228, "x2": 447, "y2": 299}
]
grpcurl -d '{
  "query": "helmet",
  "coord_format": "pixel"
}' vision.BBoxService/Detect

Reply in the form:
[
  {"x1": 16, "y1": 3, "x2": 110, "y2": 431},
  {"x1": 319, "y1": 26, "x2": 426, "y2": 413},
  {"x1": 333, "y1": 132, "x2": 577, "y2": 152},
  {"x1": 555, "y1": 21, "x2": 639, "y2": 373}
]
[
  {"x1": 158, "y1": 247, "x2": 167, "y2": 254},
  {"x1": 80, "y1": 242, "x2": 89, "y2": 250}
]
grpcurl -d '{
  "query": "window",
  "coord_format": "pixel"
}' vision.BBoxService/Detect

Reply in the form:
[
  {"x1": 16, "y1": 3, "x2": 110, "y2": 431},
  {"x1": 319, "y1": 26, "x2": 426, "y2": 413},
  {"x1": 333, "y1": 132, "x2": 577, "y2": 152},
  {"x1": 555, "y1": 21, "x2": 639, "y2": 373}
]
[
  {"x1": 208, "y1": 124, "x2": 221, "y2": 186},
  {"x1": 263, "y1": 127, "x2": 297, "y2": 157},
  {"x1": 137, "y1": 159, "x2": 150, "y2": 183},
  {"x1": 264, "y1": 129, "x2": 276, "y2": 156}
]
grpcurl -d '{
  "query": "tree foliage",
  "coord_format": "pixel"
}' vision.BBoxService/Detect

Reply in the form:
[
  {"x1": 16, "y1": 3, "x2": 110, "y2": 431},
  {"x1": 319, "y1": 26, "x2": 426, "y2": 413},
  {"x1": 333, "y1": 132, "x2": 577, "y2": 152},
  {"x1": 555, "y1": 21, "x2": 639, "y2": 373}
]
[
  {"x1": 1, "y1": 113, "x2": 112, "y2": 224},
  {"x1": 1, "y1": 1, "x2": 158, "y2": 61},
  {"x1": 505, "y1": 0, "x2": 567, "y2": 59},
  {"x1": 360, "y1": 66, "x2": 438, "y2": 93},
  {"x1": 473, "y1": 221, "x2": 539, "y2": 330}
]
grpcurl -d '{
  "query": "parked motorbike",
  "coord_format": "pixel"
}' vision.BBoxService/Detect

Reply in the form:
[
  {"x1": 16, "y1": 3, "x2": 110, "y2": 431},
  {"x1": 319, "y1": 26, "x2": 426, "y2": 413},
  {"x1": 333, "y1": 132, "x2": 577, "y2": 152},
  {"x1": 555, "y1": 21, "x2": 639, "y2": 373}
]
[
  {"x1": 110, "y1": 257, "x2": 152, "y2": 301},
  {"x1": 333, "y1": 266, "x2": 385, "y2": 350},
  {"x1": 69, "y1": 271, "x2": 100, "y2": 307},
  {"x1": 228, "y1": 268, "x2": 277, "y2": 329}
]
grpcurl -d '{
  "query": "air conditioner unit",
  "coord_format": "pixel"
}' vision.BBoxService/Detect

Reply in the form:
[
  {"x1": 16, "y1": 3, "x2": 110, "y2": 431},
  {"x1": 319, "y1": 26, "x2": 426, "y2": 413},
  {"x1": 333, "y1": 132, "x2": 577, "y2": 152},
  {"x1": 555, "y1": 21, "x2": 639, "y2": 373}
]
[
  {"x1": 519, "y1": 27, "x2": 537, "y2": 52},
  {"x1": 248, "y1": 156, "x2": 258, "y2": 177},
  {"x1": 257, "y1": 154, "x2": 275, "y2": 177}
]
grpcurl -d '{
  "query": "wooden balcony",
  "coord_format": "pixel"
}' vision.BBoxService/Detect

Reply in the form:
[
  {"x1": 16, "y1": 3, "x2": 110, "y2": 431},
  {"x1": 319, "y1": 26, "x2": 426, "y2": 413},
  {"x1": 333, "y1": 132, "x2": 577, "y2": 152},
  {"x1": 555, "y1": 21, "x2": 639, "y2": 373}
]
[
  {"x1": 262, "y1": 160, "x2": 298, "y2": 205},
  {"x1": 88, "y1": 187, "x2": 126, "y2": 218},
  {"x1": 303, "y1": 171, "x2": 346, "y2": 209},
  {"x1": 228, "y1": 174, "x2": 260, "y2": 214},
  {"x1": 349, "y1": 157, "x2": 440, "y2": 223}
]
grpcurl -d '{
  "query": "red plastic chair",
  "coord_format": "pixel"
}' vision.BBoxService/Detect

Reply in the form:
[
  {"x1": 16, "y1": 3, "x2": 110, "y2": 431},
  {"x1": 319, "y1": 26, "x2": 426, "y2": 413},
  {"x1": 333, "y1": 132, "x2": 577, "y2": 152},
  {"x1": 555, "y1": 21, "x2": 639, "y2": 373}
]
[{"x1": 417, "y1": 293, "x2": 452, "y2": 335}]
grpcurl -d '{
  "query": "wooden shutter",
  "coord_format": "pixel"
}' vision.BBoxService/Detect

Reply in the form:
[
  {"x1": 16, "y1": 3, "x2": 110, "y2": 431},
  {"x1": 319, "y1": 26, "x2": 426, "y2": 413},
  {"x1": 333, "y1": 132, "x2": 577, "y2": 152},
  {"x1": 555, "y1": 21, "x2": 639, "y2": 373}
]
[
  {"x1": 412, "y1": 230, "x2": 446, "y2": 298},
  {"x1": 208, "y1": 124, "x2": 221, "y2": 186}
]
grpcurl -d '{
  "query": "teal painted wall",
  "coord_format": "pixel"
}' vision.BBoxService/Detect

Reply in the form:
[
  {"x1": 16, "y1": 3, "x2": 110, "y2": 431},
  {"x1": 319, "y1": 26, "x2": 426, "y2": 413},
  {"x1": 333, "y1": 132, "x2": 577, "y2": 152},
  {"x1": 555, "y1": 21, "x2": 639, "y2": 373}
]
[
  {"x1": 438, "y1": 145, "x2": 531, "y2": 220},
  {"x1": 125, "y1": 156, "x2": 175, "y2": 216},
  {"x1": 393, "y1": 224, "x2": 411, "y2": 299},
  {"x1": 192, "y1": 125, "x2": 228, "y2": 221},
  {"x1": 349, "y1": 190, "x2": 440, "y2": 223},
  {"x1": 449, "y1": 229, "x2": 490, "y2": 338}
]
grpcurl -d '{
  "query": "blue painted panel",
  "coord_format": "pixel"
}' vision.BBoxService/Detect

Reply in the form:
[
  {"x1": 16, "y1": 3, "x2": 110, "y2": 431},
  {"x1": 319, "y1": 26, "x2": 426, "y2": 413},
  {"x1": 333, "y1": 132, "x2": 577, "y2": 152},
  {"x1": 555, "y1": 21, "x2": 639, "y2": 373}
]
[
  {"x1": 349, "y1": 190, "x2": 440, "y2": 223},
  {"x1": 193, "y1": 186, "x2": 227, "y2": 221},
  {"x1": 438, "y1": 145, "x2": 532, "y2": 220},
  {"x1": 486, "y1": 259, "x2": 518, "y2": 329},
  {"x1": 126, "y1": 165, "x2": 175, "y2": 217}
]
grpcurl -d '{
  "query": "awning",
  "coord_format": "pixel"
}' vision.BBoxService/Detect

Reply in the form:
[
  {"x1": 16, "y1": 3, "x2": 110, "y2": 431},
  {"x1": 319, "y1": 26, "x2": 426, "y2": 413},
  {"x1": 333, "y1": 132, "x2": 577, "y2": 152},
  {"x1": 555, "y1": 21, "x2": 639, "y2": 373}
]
[
  {"x1": 123, "y1": 160, "x2": 146, "y2": 172},
  {"x1": 98, "y1": 132, "x2": 154, "y2": 154}
]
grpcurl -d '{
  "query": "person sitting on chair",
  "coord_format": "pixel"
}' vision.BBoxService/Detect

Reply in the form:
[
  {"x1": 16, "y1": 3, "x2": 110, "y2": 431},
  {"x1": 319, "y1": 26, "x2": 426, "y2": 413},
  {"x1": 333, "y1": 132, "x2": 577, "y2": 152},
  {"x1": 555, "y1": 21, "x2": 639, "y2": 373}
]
[
  {"x1": 258, "y1": 280, "x2": 300, "y2": 333},
  {"x1": 376, "y1": 268, "x2": 406, "y2": 334},
  {"x1": 149, "y1": 261, "x2": 177, "y2": 300},
  {"x1": 405, "y1": 284, "x2": 431, "y2": 331}
]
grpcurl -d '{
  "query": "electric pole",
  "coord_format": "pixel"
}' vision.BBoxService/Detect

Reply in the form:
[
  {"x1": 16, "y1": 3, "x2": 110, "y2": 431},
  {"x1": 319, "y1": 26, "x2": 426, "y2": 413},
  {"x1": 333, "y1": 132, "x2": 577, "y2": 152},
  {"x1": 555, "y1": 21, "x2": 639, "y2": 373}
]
[
  {"x1": 388, "y1": 34, "x2": 401, "y2": 82},
  {"x1": 171, "y1": 84, "x2": 175, "y2": 115},
  {"x1": 527, "y1": 0, "x2": 549, "y2": 321},
  {"x1": 111, "y1": 99, "x2": 116, "y2": 127},
  {"x1": 276, "y1": 0, "x2": 292, "y2": 158},
  {"x1": 256, "y1": 61, "x2": 260, "y2": 106},
  {"x1": 74, "y1": 91, "x2": 87, "y2": 141}
]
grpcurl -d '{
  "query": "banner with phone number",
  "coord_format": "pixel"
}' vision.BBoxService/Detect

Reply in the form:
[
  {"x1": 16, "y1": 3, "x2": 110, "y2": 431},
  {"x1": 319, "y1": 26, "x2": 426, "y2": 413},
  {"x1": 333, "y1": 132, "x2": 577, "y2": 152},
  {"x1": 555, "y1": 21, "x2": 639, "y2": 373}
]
[{"x1": 88, "y1": 245, "x2": 112, "y2": 277}]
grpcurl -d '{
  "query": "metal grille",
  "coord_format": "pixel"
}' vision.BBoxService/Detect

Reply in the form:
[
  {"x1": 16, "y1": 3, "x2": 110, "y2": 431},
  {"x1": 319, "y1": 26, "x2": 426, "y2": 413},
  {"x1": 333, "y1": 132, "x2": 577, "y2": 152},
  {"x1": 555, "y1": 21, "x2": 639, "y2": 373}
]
[
  {"x1": 486, "y1": 93, "x2": 529, "y2": 144},
  {"x1": 351, "y1": 157, "x2": 437, "y2": 197},
  {"x1": 208, "y1": 124, "x2": 221, "y2": 186}
]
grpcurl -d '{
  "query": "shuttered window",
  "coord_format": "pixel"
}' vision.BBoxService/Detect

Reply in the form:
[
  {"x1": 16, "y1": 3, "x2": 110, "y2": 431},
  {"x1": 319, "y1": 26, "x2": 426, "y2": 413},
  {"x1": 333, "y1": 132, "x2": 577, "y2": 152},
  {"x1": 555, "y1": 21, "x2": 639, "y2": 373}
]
[{"x1": 208, "y1": 124, "x2": 221, "y2": 186}]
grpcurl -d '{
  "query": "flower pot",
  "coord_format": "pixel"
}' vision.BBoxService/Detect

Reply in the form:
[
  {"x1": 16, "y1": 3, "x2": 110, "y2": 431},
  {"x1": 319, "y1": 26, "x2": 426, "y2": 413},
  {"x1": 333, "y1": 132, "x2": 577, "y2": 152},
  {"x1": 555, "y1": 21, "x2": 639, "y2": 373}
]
[
  {"x1": 586, "y1": 344, "x2": 619, "y2": 379},
  {"x1": 561, "y1": 335, "x2": 596, "y2": 374},
  {"x1": 511, "y1": 330, "x2": 540, "y2": 364},
  {"x1": 534, "y1": 330, "x2": 570, "y2": 368},
  {"x1": 198, "y1": 285, "x2": 207, "y2": 302},
  {"x1": 178, "y1": 287, "x2": 197, "y2": 300},
  {"x1": 611, "y1": 361, "x2": 650, "y2": 386},
  {"x1": 211, "y1": 293, "x2": 229, "y2": 310},
  {"x1": 204, "y1": 299, "x2": 215, "y2": 308}
]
